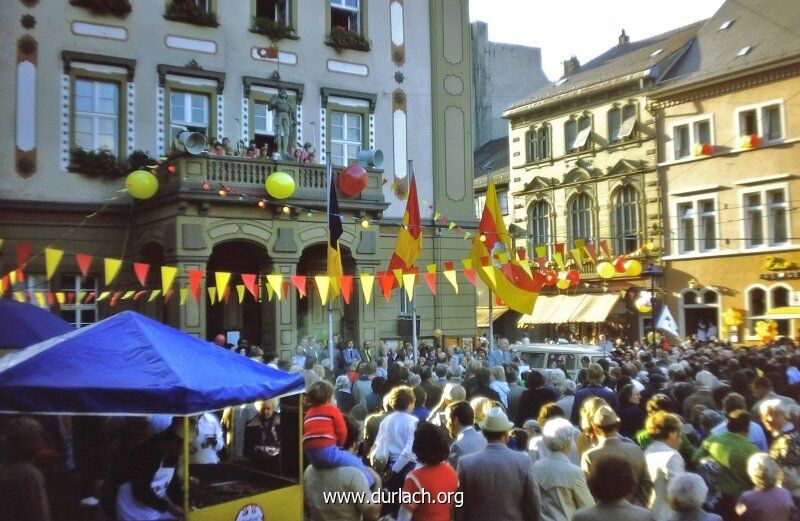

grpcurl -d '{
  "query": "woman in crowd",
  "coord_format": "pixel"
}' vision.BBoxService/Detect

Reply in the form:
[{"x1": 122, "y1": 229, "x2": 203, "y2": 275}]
[
  {"x1": 619, "y1": 383, "x2": 645, "y2": 439},
  {"x1": 643, "y1": 411, "x2": 685, "y2": 521},
  {"x1": 736, "y1": 453, "x2": 797, "y2": 521},
  {"x1": 573, "y1": 453, "x2": 654, "y2": 521},
  {"x1": 667, "y1": 472, "x2": 721, "y2": 521}
]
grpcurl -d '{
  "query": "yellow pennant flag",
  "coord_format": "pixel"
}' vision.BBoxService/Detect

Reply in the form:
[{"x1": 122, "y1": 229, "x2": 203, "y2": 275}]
[
  {"x1": 265, "y1": 282, "x2": 274, "y2": 301},
  {"x1": 427, "y1": 264, "x2": 437, "y2": 274},
  {"x1": 13, "y1": 291, "x2": 25, "y2": 302},
  {"x1": 517, "y1": 251, "x2": 533, "y2": 278},
  {"x1": 76, "y1": 291, "x2": 85, "y2": 303},
  {"x1": 55, "y1": 292, "x2": 66, "y2": 305},
  {"x1": 104, "y1": 258, "x2": 122, "y2": 285},
  {"x1": 434, "y1": 212, "x2": 441, "y2": 221},
  {"x1": 208, "y1": 287, "x2": 217, "y2": 304},
  {"x1": 448, "y1": 221, "x2": 457, "y2": 230},
  {"x1": 215, "y1": 272, "x2": 231, "y2": 298},
  {"x1": 461, "y1": 258, "x2": 473, "y2": 270},
  {"x1": 443, "y1": 269, "x2": 459, "y2": 294},
  {"x1": 553, "y1": 252, "x2": 565, "y2": 268},
  {"x1": 162, "y1": 266, "x2": 178, "y2": 295},
  {"x1": 122, "y1": 290, "x2": 135, "y2": 300},
  {"x1": 267, "y1": 274, "x2": 283, "y2": 301},
  {"x1": 45, "y1": 248, "x2": 64, "y2": 280},
  {"x1": 360, "y1": 273, "x2": 374, "y2": 305},
  {"x1": 34, "y1": 292, "x2": 46, "y2": 308},
  {"x1": 402, "y1": 273, "x2": 416, "y2": 301},
  {"x1": 236, "y1": 285, "x2": 246, "y2": 304},
  {"x1": 480, "y1": 265, "x2": 497, "y2": 286},
  {"x1": 464, "y1": 231, "x2": 472, "y2": 240},
  {"x1": 315, "y1": 276, "x2": 330, "y2": 305},
  {"x1": 96, "y1": 291, "x2": 111, "y2": 302},
  {"x1": 9, "y1": 270, "x2": 18, "y2": 284},
  {"x1": 148, "y1": 290, "x2": 161, "y2": 302},
  {"x1": 392, "y1": 268, "x2": 404, "y2": 287},
  {"x1": 570, "y1": 248, "x2": 583, "y2": 264},
  {"x1": 179, "y1": 288, "x2": 188, "y2": 305},
  {"x1": 535, "y1": 245, "x2": 547, "y2": 258}
]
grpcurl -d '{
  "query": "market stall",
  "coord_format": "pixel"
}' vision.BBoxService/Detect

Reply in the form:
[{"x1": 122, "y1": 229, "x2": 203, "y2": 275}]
[
  {"x1": 0, "y1": 310, "x2": 305, "y2": 521},
  {"x1": 0, "y1": 298, "x2": 73, "y2": 354}
]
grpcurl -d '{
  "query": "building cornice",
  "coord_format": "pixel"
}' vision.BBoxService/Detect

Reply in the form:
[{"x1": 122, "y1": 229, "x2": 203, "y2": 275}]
[
  {"x1": 157, "y1": 63, "x2": 225, "y2": 93},
  {"x1": 62, "y1": 50, "x2": 136, "y2": 81},
  {"x1": 242, "y1": 76, "x2": 304, "y2": 102}
]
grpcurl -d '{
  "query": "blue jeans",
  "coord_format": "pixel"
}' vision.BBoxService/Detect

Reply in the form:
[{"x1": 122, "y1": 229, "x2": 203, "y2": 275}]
[{"x1": 306, "y1": 445, "x2": 376, "y2": 488}]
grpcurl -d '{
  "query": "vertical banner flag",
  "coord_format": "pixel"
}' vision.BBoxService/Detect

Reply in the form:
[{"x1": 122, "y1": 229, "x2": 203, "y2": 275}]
[
  {"x1": 470, "y1": 180, "x2": 542, "y2": 314},
  {"x1": 387, "y1": 162, "x2": 422, "y2": 285},
  {"x1": 327, "y1": 163, "x2": 344, "y2": 299}
]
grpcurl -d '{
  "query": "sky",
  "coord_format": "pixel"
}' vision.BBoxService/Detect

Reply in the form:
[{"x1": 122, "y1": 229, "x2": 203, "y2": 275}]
[{"x1": 469, "y1": 0, "x2": 725, "y2": 81}]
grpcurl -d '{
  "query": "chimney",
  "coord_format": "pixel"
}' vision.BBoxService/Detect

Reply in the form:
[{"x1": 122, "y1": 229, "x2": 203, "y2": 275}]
[
  {"x1": 563, "y1": 56, "x2": 580, "y2": 75},
  {"x1": 619, "y1": 29, "x2": 629, "y2": 46}
]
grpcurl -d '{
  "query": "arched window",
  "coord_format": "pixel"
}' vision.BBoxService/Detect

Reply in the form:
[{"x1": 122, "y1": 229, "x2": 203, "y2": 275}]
[
  {"x1": 747, "y1": 287, "x2": 767, "y2": 335},
  {"x1": 529, "y1": 201, "x2": 550, "y2": 252},
  {"x1": 771, "y1": 285, "x2": 791, "y2": 336},
  {"x1": 537, "y1": 126, "x2": 550, "y2": 160},
  {"x1": 568, "y1": 193, "x2": 593, "y2": 245},
  {"x1": 612, "y1": 185, "x2": 640, "y2": 254}
]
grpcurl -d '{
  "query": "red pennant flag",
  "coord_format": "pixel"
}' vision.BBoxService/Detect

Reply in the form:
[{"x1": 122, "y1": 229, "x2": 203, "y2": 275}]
[
  {"x1": 134, "y1": 290, "x2": 147, "y2": 301},
  {"x1": 340, "y1": 275, "x2": 354, "y2": 304},
  {"x1": 75, "y1": 253, "x2": 93, "y2": 277},
  {"x1": 1, "y1": 276, "x2": 9, "y2": 293},
  {"x1": 223, "y1": 286, "x2": 231, "y2": 304},
  {"x1": 164, "y1": 288, "x2": 174, "y2": 303},
  {"x1": 555, "y1": 243, "x2": 565, "y2": 255},
  {"x1": 585, "y1": 243, "x2": 598, "y2": 261},
  {"x1": 291, "y1": 275, "x2": 307, "y2": 297},
  {"x1": 282, "y1": 281, "x2": 290, "y2": 299},
  {"x1": 599, "y1": 240, "x2": 611, "y2": 258},
  {"x1": 110, "y1": 291, "x2": 123, "y2": 307},
  {"x1": 379, "y1": 272, "x2": 395, "y2": 302},
  {"x1": 241, "y1": 273, "x2": 259, "y2": 300},
  {"x1": 133, "y1": 262, "x2": 150, "y2": 287},
  {"x1": 536, "y1": 257, "x2": 547, "y2": 269},
  {"x1": 66, "y1": 292, "x2": 75, "y2": 304},
  {"x1": 16, "y1": 242, "x2": 31, "y2": 267},
  {"x1": 47, "y1": 292, "x2": 56, "y2": 307},
  {"x1": 85, "y1": 292, "x2": 96, "y2": 303},
  {"x1": 464, "y1": 268, "x2": 478, "y2": 286},
  {"x1": 188, "y1": 269, "x2": 204, "y2": 302},
  {"x1": 517, "y1": 249, "x2": 527, "y2": 261},
  {"x1": 16, "y1": 269, "x2": 25, "y2": 283},
  {"x1": 423, "y1": 272, "x2": 437, "y2": 295}
]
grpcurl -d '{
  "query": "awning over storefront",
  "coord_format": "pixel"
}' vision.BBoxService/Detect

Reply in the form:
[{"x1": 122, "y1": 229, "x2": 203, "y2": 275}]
[
  {"x1": 476, "y1": 307, "x2": 510, "y2": 327},
  {"x1": 518, "y1": 294, "x2": 622, "y2": 325}
]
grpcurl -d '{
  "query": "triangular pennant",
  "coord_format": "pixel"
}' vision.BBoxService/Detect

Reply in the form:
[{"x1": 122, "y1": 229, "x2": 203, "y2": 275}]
[
  {"x1": 134, "y1": 290, "x2": 147, "y2": 301},
  {"x1": 426, "y1": 264, "x2": 437, "y2": 274},
  {"x1": 45, "y1": 248, "x2": 64, "y2": 280},
  {"x1": 462, "y1": 258, "x2": 473, "y2": 270},
  {"x1": 443, "y1": 269, "x2": 458, "y2": 294},
  {"x1": 34, "y1": 292, "x2": 46, "y2": 308},
  {"x1": 448, "y1": 221, "x2": 457, "y2": 230},
  {"x1": 480, "y1": 265, "x2": 497, "y2": 286},
  {"x1": 360, "y1": 273, "x2": 374, "y2": 305},
  {"x1": 75, "y1": 253, "x2": 93, "y2": 277},
  {"x1": 291, "y1": 275, "x2": 307, "y2": 297},
  {"x1": 464, "y1": 231, "x2": 472, "y2": 240},
  {"x1": 121, "y1": 290, "x2": 135, "y2": 300},
  {"x1": 9, "y1": 271, "x2": 17, "y2": 285},
  {"x1": 236, "y1": 284, "x2": 246, "y2": 304},
  {"x1": 55, "y1": 292, "x2": 66, "y2": 305},
  {"x1": 535, "y1": 245, "x2": 547, "y2": 259},
  {"x1": 434, "y1": 211, "x2": 441, "y2": 221},
  {"x1": 241, "y1": 273, "x2": 258, "y2": 300},
  {"x1": 600, "y1": 240, "x2": 612, "y2": 258},
  {"x1": 265, "y1": 282, "x2": 274, "y2": 301},
  {"x1": 585, "y1": 243, "x2": 598, "y2": 261},
  {"x1": 104, "y1": 257, "x2": 122, "y2": 285},
  {"x1": 133, "y1": 262, "x2": 150, "y2": 287},
  {"x1": 392, "y1": 268, "x2": 404, "y2": 287},
  {"x1": 223, "y1": 286, "x2": 232, "y2": 304},
  {"x1": 96, "y1": 290, "x2": 111, "y2": 302},
  {"x1": 148, "y1": 289, "x2": 161, "y2": 302},
  {"x1": 379, "y1": 272, "x2": 395, "y2": 302},
  {"x1": 1, "y1": 275, "x2": 9, "y2": 294},
  {"x1": 215, "y1": 271, "x2": 232, "y2": 298},
  {"x1": 314, "y1": 275, "x2": 330, "y2": 305},
  {"x1": 164, "y1": 288, "x2": 174, "y2": 304},
  {"x1": 16, "y1": 242, "x2": 31, "y2": 268},
  {"x1": 340, "y1": 275, "x2": 354, "y2": 305},
  {"x1": 47, "y1": 292, "x2": 55, "y2": 307},
  {"x1": 423, "y1": 272, "x2": 437, "y2": 295},
  {"x1": 464, "y1": 268, "x2": 478, "y2": 286},
  {"x1": 109, "y1": 291, "x2": 122, "y2": 307},
  {"x1": 15, "y1": 269, "x2": 25, "y2": 283},
  {"x1": 66, "y1": 292, "x2": 75, "y2": 304},
  {"x1": 13, "y1": 291, "x2": 25, "y2": 302},
  {"x1": 553, "y1": 252, "x2": 565, "y2": 268},
  {"x1": 267, "y1": 274, "x2": 283, "y2": 301},
  {"x1": 570, "y1": 248, "x2": 583, "y2": 264},
  {"x1": 188, "y1": 269, "x2": 204, "y2": 302},
  {"x1": 282, "y1": 281, "x2": 290, "y2": 299},
  {"x1": 179, "y1": 288, "x2": 188, "y2": 305},
  {"x1": 85, "y1": 292, "x2": 96, "y2": 303},
  {"x1": 207, "y1": 287, "x2": 217, "y2": 304},
  {"x1": 161, "y1": 266, "x2": 178, "y2": 295},
  {"x1": 402, "y1": 273, "x2": 416, "y2": 301}
]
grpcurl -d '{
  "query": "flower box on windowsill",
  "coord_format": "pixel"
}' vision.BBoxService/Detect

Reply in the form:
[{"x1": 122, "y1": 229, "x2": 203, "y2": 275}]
[
  {"x1": 325, "y1": 26, "x2": 371, "y2": 54},
  {"x1": 163, "y1": 1, "x2": 219, "y2": 27},
  {"x1": 70, "y1": 0, "x2": 132, "y2": 18},
  {"x1": 69, "y1": 148, "x2": 154, "y2": 181},
  {"x1": 250, "y1": 17, "x2": 297, "y2": 43}
]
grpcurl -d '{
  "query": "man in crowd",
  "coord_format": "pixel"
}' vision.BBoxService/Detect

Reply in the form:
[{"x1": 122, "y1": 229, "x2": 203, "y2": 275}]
[{"x1": 446, "y1": 401, "x2": 486, "y2": 467}]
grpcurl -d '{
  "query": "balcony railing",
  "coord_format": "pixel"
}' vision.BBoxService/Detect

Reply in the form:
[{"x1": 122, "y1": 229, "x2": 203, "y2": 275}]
[{"x1": 160, "y1": 154, "x2": 387, "y2": 210}]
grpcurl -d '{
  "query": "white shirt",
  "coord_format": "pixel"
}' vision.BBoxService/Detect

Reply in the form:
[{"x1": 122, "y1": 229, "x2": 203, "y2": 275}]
[
  {"x1": 644, "y1": 440, "x2": 684, "y2": 521},
  {"x1": 190, "y1": 413, "x2": 225, "y2": 464},
  {"x1": 373, "y1": 411, "x2": 418, "y2": 473}
]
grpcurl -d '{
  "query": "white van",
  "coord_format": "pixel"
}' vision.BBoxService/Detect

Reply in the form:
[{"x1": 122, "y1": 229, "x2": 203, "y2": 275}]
[{"x1": 509, "y1": 343, "x2": 607, "y2": 380}]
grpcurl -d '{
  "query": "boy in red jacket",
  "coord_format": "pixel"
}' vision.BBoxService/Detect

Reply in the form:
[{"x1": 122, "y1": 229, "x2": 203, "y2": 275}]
[{"x1": 304, "y1": 380, "x2": 375, "y2": 487}]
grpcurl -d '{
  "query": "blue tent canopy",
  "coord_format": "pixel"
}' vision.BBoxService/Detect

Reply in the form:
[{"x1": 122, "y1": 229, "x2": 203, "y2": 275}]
[
  {"x1": 0, "y1": 311, "x2": 304, "y2": 416},
  {"x1": 0, "y1": 298, "x2": 73, "y2": 350}
]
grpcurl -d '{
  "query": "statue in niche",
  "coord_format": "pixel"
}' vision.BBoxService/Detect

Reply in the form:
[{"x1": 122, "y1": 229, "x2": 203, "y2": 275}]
[{"x1": 268, "y1": 88, "x2": 296, "y2": 158}]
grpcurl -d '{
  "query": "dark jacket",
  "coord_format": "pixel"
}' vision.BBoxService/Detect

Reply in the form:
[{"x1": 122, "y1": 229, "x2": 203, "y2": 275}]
[{"x1": 118, "y1": 432, "x2": 182, "y2": 513}]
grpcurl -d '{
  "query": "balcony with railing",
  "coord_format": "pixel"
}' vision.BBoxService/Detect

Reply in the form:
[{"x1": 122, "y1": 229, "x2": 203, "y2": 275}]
[{"x1": 158, "y1": 154, "x2": 387, "y2": 212}]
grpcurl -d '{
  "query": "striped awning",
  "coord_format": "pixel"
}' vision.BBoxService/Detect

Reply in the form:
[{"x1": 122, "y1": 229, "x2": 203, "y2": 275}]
[
  {"x1": 476, "y1": 307, "x2": 510, "y2": 327},
  {"x1": 518, "y1": 294, "x2": 621, "y2": 325}
]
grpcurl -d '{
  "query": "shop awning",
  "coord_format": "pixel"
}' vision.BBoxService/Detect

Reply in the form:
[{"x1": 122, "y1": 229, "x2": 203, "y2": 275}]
[
  {"x1": 476, "y1": 307, "x2": 509, "y2": 327},
  {"x1": 518, "y1": 294, "x2": 621, "y2": 325},
  {"x1": 754, "y1": 307, "x2": 800, "y2": 320}
]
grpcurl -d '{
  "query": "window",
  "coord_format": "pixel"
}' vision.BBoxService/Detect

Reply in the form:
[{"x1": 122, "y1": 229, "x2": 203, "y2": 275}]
[
  {"x1": 59, "y1": 276, "x2": 98, "y2": 328},
  {"x1": 193, "y1": 0, "x2": 212, "y2": 14},
  {"x1": 475, "y1": 195, "x2": 486, "y2": 218},
  {"x1": 570, "y1": 115, "x2": 592, "y2": 151},
  {"x1": 330, "y1": 111, "x2": 362, "y2": 166},
  {"x1": 252, "y1": 101, "x2": 275, "y2": 149},
  {"x1": 498, "y1": 191, "x2": 509, "y2": 216},
  {"x1": 538, "y1": 126, "x2": 550, "y2": 159},
  {"x1": 695, "y1": 120, "x2": 711, "y2": 145},
  {"x1": 612, "y1": 186, "x2": 640, "y2": 254},
  {"x1": 568, "y1": 193, "x2": 593, "y2": 245},
  {"x1": 331, "y1": 0, "x2": 361, "y2": 33},
  {"x1": 674, "y1": 124, "x2": 690, "y2": 159},
  {"x1": 255, "y1": 0, "x2": 290, "y2": 24},
  {"x1": 671, "y1": 116, "x2": 712, "y2": 160},
  {"x1": 526, "y1": 131, "x2": 537, "y2": 163},
  {"x1": 619, "y1": 104, "x2": 636, "y2": 141},
  {"x1": 170, "y1": 91, "x2": 209, "y2": 141},
  {"x1": 529, "y1": 201, "x2": 550, "y2": 250},
  {"x1": 678, "y1": 202, "x2": 695, "y2": 253},
  {"x1": 743, "y1": 186, "x2": 789, "y2": 248},
  {"x1": 73, "y1": 79, "x2": 120, "y2": 155},
  {"x1": 565, "y1": 120, "x2": 577, "y2": 153},
  {"x1": 737, "y1": 102, "x2": 783, "y2": 141},
  {"x1": 747, "y1": 287, "x2": 767, "y2": 335},
  {"x1": 772, "y1": 286, "x2": 791, "y2": 336},
  {"x1": 527, "y1": 126, "x2": 550, "y2": 162},
  {"x1": 699, "y1": 199, "x2": 716, "y2": 251},
  {"x1": 399, "y1": 289, "x2": 411, "y2": 315},
  {"x1": 608, "y1": 108, "x2": 621, "y2": 144}
]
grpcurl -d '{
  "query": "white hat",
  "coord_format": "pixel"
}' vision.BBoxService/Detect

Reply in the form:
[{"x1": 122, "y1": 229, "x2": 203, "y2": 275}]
[
  {"x1": 695, "y1": 370, "x2": 718, "y2": 389},
  {"x1": 479, "y1": 406, "x2": 514, "y2": 433}
]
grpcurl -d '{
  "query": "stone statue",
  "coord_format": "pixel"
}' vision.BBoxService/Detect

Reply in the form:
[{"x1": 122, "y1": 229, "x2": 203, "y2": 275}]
[{"x1": 268, "y1": 88, "x2": 295, "y2": 157}]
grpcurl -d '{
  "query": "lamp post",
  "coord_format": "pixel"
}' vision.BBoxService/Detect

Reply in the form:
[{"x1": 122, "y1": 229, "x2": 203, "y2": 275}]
[{"x1": 641, "y1": 263, "x2": 663, "y2": 349}]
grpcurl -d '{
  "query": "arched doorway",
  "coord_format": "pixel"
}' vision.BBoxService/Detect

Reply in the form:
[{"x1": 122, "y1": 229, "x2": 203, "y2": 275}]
[
  {"x1": 206, "y1": 240, "x2": 273, "y2": 350},
  {"x1": 296, "y1": 244, "x2": 358, "y2": 345}
]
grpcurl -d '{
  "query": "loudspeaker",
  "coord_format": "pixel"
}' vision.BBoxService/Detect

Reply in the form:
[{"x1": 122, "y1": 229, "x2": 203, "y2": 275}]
[
  {"x1": 397, "y1": 315, "x2": 421, "y2": 338},
  {"x1": 356, "y1": 149, "x2": 384, "y2": 168},
  {"x1": 176, "y1": 130, "x2": 207, "y2": 155}
]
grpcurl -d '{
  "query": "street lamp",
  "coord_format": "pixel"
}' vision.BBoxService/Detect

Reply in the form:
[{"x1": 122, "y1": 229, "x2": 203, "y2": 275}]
[{"x1": 641, "y1": 263, "x2": 663, "y2": 348}]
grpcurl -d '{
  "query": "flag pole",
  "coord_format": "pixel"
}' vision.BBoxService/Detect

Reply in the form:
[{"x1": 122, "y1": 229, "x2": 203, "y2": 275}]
[
  {"x1": 408, "y1": 159, "x2": 418, "y2": 365},
  {"x1": 327, "y1": 160, "x2": 335, "y2": 373},
  {"x1": 488, "y1": 289, "x2": 494, "y2": 352}
]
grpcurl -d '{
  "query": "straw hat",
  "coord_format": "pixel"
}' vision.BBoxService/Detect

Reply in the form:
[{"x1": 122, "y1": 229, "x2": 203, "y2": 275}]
[
  {"x1": 592, "y1": 405, "x2": 621, "y2": 427},
  {"x1": 479, "y1": 406, "x2": 514, "y2": 433}
]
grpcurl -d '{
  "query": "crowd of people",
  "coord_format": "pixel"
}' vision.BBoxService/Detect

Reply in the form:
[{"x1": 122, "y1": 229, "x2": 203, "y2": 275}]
[{"x1": 4, "y1": 331, "x2": 800, "y2": 521}]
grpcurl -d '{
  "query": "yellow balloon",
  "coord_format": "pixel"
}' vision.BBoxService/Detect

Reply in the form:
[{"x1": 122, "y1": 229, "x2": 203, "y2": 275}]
[
  {"x1": 596, "y1": 262, "x2": 615, "y2": 279},
  {"x1": 624, "y1": 259, "x2": 643, "y2": 276},
  {"x1": 636, "y1": 302, "x2": 652, "y2": 313},
  {"x1": 125, "y1": 170, "x2": 159, "y2": 199},
  {"x1": 556, "y1": 279, "x2": 570, "y2": 290},
  {"x1": 265, "y1": 171, "x2": 296, "y2": 199}
]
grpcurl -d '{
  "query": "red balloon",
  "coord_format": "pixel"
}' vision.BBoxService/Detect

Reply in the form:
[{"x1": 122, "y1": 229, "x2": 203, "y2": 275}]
[
  {"x1": 614, "y1": 257, "x2": 627, "y2": 273},
  {"x1": 339, "y1": 164, "x2": 368, "y2": 197},
  {"x1": 566, "y1": 269, "x2": 580, "y2": 285},
  {"x1": 544, "y1": 270, "x2": 557, "y2": 286}
]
